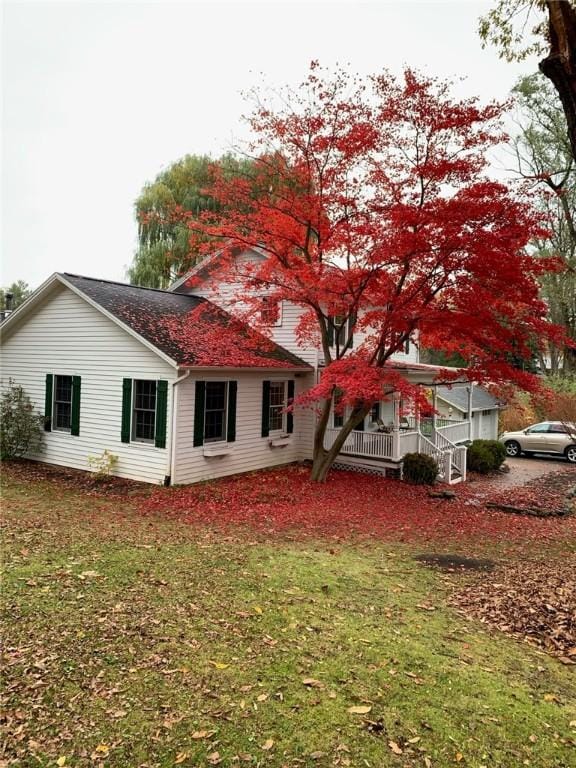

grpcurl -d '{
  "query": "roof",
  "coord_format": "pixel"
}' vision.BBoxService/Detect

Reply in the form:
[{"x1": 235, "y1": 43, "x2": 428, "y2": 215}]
[
  {"x1": 436, "y1": 384, "x2": 499, "y2": 412},
  {"x1": 60, "y1": 274, "x2": 312, "y2": 370}
]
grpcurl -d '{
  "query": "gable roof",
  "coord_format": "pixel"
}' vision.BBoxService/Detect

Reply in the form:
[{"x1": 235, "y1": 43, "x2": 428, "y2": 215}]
[
  {"x1": 436, "y1": 384, "x2": 499, "y2": 412},
  {"x1": 169, "y1": 245, "x2": 267, "y2": 293},
  {"x1": 60, "y1": 274, "x2": 311, "y2": 370}
]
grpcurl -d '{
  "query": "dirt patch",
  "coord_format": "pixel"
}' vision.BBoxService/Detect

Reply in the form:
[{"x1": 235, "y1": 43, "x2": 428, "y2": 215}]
[
  {"x1": 415, "y1": 553, "x2": 496, "y2": 572},
  {"x1": 451, "y1": 555, "x2": 576, "y2": 663},
  {"x1": 3, "y1": 459, "x2": 150, "y2": 498}
]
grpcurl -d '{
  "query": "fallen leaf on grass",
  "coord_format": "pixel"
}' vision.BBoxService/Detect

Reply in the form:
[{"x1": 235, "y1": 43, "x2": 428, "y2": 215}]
[
  {"x1": 261, "y1": 739, "x2": 274, "y2": 751},
  {"x1": 256, "y1": 693, "x2": 269, "y2": 702},
  {"x1": 191, "y1": 730, "x2": 214, "y2": 740},
  {"x1": 455, "y1": 753, "x2": 463, "y2": 762},
  {"x1": 388, "y1": 741, "x2": 403, "y2": 755},
  {"x1": 207, "y1": 752, "x2": 222, "y2": 765},
  {"x1": 302, "y1": 678, "x2": 324, "y2": 688},
  {"x1": 209, "y1": 661, "x2": 230, "y2": 670},
  {"x1": 175, "y1": 753, "x2": 188, "y2": 764},
  {"x1": 57, "y1": 758, "x2": 67, "y2": 767},
  {"x1": 543, "y1": 693, "x2": 559, "y2": 703},
  {"x1": 309, "y1": 751, "x2": 327, "y2": 760},
  {"x1": 348, "y1": 705, "x2": 372, "y2": 714}
]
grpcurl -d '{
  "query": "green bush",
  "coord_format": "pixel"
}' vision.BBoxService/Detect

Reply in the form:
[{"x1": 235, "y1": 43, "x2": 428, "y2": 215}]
[
  {"x1": 467, "y1": 439, "x2": 505, "y2": 474},
  {"x1": 403, "y1": 452, "x2": 438, "y2": 485},
  {"x1": 1, "y1": 379, "x2": 44, "y2": 460}
]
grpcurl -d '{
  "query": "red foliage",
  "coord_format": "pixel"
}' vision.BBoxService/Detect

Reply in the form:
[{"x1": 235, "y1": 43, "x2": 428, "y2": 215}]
[
  {"x1": 174, "y1": 64, "x2": 565, "y2": 409},
  {"x1": 139, "y1": 465, "x2": 576, "y2": 545}
]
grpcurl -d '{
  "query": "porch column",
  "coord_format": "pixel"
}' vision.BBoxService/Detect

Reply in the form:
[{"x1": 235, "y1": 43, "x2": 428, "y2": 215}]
[
  {"x1": 392, "y1": 392, "x2": 401, "y2": 460},
  {"x1": 431, "y1": 387, "x2": 438, "y2": 442},
  {"x1": 467, "y1": 384, "x2": 474, "y2": 441}
]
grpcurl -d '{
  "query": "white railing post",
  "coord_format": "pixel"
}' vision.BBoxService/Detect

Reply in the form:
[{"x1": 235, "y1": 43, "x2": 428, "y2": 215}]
[{"x1": 467, "y1": 384, "x2": 474, "y2": 442}]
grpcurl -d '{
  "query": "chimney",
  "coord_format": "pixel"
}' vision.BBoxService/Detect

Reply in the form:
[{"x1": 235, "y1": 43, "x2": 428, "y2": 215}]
[{"x1": 1, "y1": 291, "x2": 14, "y2": 322}]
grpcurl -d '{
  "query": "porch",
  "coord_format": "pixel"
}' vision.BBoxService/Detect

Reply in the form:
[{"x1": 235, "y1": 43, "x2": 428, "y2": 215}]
[{"x1": 324, "y1": 420, "x2": 469, "y2": 483}]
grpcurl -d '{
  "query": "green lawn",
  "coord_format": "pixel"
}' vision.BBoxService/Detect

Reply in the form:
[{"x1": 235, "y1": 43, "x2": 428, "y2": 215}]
[{"x1": 2, "y1": 469, "x2": 575, "y2": 768}]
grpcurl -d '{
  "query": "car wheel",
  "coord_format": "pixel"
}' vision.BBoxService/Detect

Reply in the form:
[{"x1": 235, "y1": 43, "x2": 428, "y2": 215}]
[
  {"x1": 505, "y1": 440, "x2": 521, "y2": 458},
  {"x1": 565, "y1": 445, "x2": 576, "y2": 463}
]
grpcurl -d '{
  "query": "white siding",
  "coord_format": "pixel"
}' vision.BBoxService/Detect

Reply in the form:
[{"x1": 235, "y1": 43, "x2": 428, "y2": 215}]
[
  {"x1": 1, "y1": 284, "x2": 176, "y2": 484},
  {"x1": 173, "y1": 371, "x2": 315, "y2": 485},
  {"x1": 180, "y1": 252, "x2": 419, "y2": 368}
]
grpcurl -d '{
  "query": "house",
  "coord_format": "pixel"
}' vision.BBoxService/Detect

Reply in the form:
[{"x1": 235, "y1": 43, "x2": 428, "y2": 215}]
[
  {"x1": 0, "y1": 272, "x2": 315, "y2": 485},
  {"x1": 0, "y1": 249, "x2": 500, "y2": 485},
  {"x1": 173, "y1": 247, "x2": 499, "y2": 484}
]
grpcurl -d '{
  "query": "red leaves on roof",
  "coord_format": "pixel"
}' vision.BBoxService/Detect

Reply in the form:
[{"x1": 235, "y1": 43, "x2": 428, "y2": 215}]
[{"x1": 160, "y1": 303, "x2": 309, "y2": 368}]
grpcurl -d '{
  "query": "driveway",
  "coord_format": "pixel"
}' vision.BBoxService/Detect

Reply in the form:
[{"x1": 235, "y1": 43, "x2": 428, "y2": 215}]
[{"x1": 495, "y1": 455, "x2": 575, "y2": 489}]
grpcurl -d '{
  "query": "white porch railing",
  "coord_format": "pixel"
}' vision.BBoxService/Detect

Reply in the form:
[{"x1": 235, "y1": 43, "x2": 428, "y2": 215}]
[
  {"x1": 323, "y1": 426, "x2": 467, "y2": 485},
  {"x1": 323, "y1": 427, "x2": 394, "y2": 459},
  {"x1": 436, "y1": 420, "x2": 470, "y2": 444}
]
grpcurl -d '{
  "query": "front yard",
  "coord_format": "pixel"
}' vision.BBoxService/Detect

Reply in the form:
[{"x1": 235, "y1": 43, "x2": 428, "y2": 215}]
[{"x1": 2, "y1": 462, "x2": 576, "y2": 767}]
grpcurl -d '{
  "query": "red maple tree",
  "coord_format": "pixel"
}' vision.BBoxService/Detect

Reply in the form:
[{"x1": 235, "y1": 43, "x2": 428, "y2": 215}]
[{"x1": 174, "y1": 64, "x2": 564, "y2": 481}]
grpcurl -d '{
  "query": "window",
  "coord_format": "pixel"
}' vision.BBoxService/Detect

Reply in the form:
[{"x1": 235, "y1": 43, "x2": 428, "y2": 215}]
[
  {"x1": 204, "y1": 381, "x2": 228, "y2": 442},
  {"x1": 369, "y1": 402, "x2": 380, "y2": 424},
  {"x1": 333, "y1": 389, "x2": 345, "y2": 428},
  {"x1": 267, "y1": 382, "x2": 287, "y2": 432},
  {"x1": 260, "y1": 297, "x2": 281, "y2": 326},
  {"x1": 549, "y1": 423, "x2": 569, "y2": 434},
  {"x1": 261, "y1": 380, "x2": 294, "y2": 438},
  {"x1": 527, "y1": 423, "x2": 550, "y2": 434},
  {"x1": 53, "y1": 375, "x2": 73, "y2": 431},
  {"x1": 44, "y1": 374, "x2": 81, "y2": 435},
  {"x1": 132, "y1": 380, "x2": 157, "y2": 442},
  {"x1": 121, "y1": 378, "x2": 168, "y2": 447}
]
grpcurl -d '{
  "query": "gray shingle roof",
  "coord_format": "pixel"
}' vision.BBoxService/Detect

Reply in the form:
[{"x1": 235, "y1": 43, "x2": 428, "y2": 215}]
[
  {"x1": 61, "y1": 274, "x2": 312, "y2": 370},
  {"x1": 436, "y1": 385, "x2": 499, "y2": 412}
]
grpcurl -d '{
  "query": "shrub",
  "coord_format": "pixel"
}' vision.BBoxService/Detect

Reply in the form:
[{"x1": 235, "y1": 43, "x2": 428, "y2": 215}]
[
  {"x1": 0, "y1": 379, "x2": 43, "y2": 460},
  {"x1": 467, "y1": 439, "x2": 505, "y2": 474},
  {"x1": 403, "y1": 452, "x2": 438, "y2": 485},
  {"x1": 87, "y1": 449, "x2": 119, "y2": 478}
]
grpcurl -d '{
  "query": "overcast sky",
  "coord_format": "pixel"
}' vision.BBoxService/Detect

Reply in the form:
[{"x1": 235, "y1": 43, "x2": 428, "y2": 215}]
[{"x1": 2, "y1": 0, "x2": 540, "y2": 290}]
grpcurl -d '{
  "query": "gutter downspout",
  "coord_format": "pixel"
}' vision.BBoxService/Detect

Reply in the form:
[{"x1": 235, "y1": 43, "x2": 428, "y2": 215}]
[{"x1": 167, "y1": 370, "x2": 192, "y2": 486}]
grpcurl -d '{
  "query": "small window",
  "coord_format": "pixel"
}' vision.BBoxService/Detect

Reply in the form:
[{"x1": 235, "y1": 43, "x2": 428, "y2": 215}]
[
  {"x1": 260, "y1": 297, "x2": 281, "y2": 326},
  {"x1": 269, "y1": 381, "x2": 287, "y2": 432},
  {"x1": 369, "y1": 402, "x2": 380, "y2": 423},
  {"x1": 132, "y1": 380, "x2": 157, "y2": 442},
  {"x1": 204, "y1": 381, "x2": 228, "y2": 442},
  {"x1": 482, "y1": 409, "x2": 492, "y2": 416},
  {"x1": 53, "y1": 375, "x2": 73, "y2": 431}
]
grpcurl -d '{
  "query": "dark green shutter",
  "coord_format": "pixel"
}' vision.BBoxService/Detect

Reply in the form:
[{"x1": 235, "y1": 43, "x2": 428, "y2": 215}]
[
  {"x1": 193, "y1": 381, "x2": 206, "y2": 447},
  {"x1": 155, "y1": 380, "x2": 168, "y2": 448},
  {"x1": 261, "y1": 380, "x2": 271, "y2": 437},
  {"x1": 227, "y1": 381, "x2": 237, "y2": 443},
  {"x1": 71, "y1": 376, "x2": 81, "y2": 436},
  {"x1": 121, "y1": 378, "x2": 132, "y2": 443},
  {"x1": 348, "y1": 313, "x2": 357, "y2": 349},
  {"x1": 327, "y1": 317, "x2": 334, "y2": 347},
  {"x1": 44, "y1": 374, "x2": 53, "y2": 431},
  {"x1": 286, "y1": 380, "x2": 295, "y2": 434}
]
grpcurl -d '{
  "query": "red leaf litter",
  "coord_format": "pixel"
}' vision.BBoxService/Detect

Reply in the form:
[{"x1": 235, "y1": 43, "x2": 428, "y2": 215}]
[
  {"x1": 480, "y1": 469, "x2": 575, "y2": 517},
  {"x1": 139, "y1": 465, "x2": 576, "y2": 545}
]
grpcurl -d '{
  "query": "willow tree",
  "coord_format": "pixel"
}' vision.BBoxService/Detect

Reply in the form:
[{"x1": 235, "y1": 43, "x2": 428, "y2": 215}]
[{"x1": 128, "y1": 154, "x2": 253, "y2": 288}]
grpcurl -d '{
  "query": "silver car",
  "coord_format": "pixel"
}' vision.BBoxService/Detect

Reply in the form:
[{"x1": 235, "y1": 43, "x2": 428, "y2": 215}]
[{"x1": 500, "y1": 422, "x2": 576, "y2": 463}]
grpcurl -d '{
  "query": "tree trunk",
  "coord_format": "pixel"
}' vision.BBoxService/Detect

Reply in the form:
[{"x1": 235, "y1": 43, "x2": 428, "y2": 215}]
[
  {"x1": 540, "y1": 0, "x2": 576, "y2": 162},
  {"x1": 310, "y1": 403, "x2": 370, "y2": 482}
]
